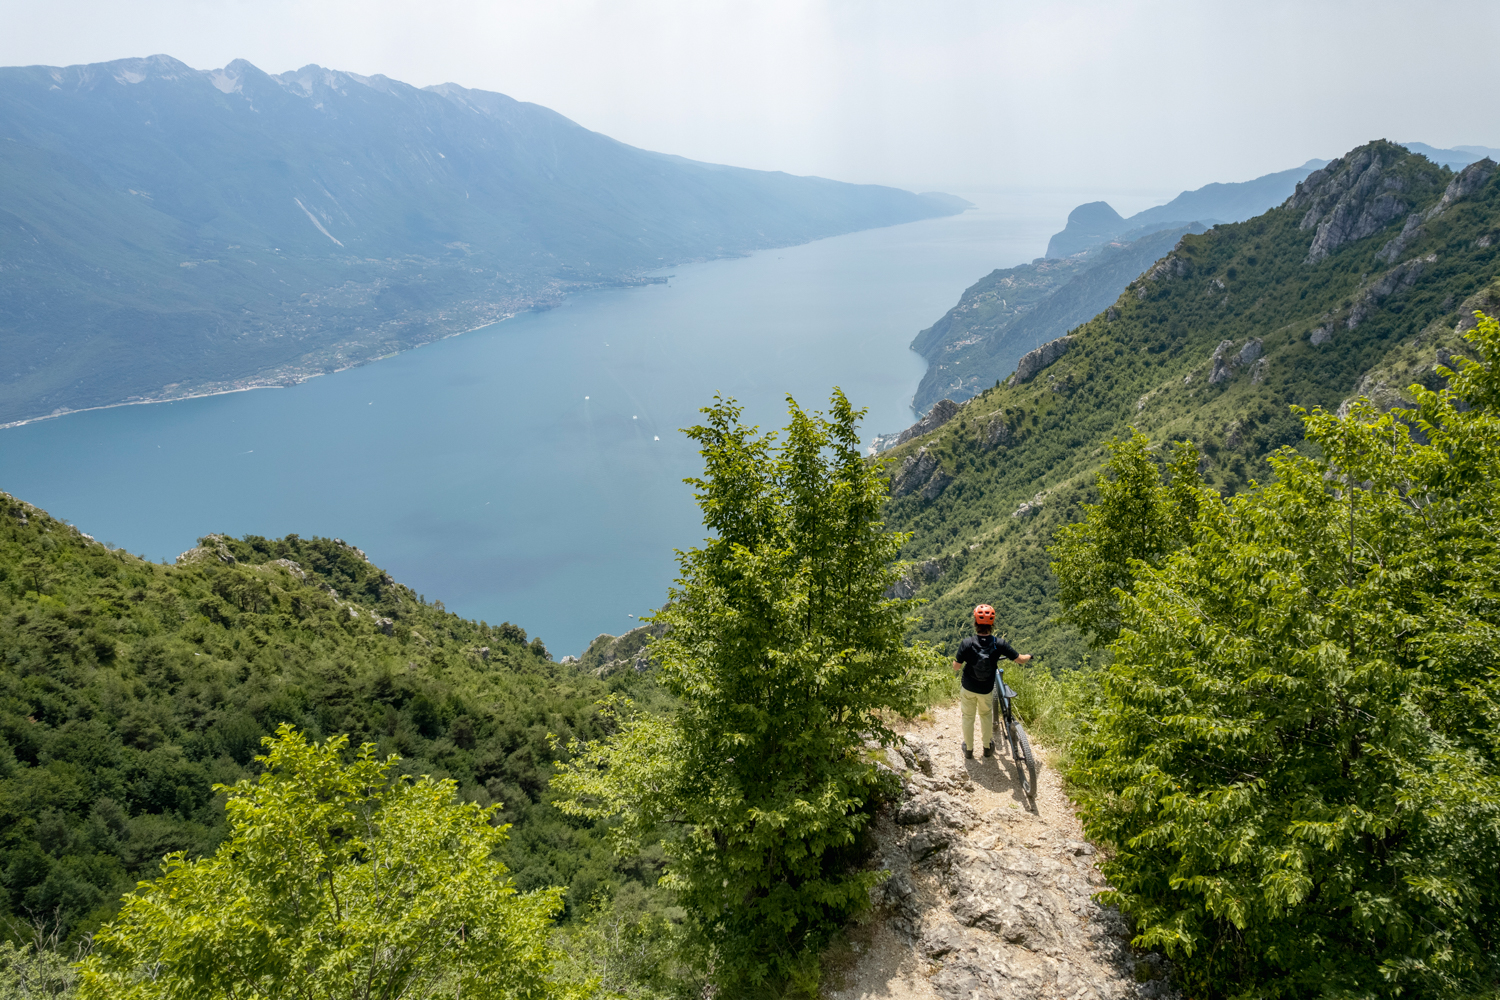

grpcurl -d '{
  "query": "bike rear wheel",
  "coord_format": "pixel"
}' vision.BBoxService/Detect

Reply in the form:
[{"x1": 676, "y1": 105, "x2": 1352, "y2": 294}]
[{"x1": 1013, "y1": 720, "x2": 1038, "y2": 803}]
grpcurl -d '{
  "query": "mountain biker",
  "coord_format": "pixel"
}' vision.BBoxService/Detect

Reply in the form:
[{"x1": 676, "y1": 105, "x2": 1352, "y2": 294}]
[{"x1": 952, "y1": 604, "x2": 1031, "y2": 759}]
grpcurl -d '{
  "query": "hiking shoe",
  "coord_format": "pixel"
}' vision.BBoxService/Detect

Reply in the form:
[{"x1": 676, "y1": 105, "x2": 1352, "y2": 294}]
[
  {"x1": 963, "y1": 746, "x2": 974, "y2": 759},
  {"x1": 983, "y1": 747, "x2": 994, "y2": 758}
]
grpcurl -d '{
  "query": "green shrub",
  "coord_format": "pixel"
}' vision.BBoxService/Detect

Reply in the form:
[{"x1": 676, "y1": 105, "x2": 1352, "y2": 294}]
[
  {"x1": 77, "y1": 725, "x2": 568, "y2": 1000},
  {"x1": 1060, "y1": 317, "x2": 1500, "y2": 997}
]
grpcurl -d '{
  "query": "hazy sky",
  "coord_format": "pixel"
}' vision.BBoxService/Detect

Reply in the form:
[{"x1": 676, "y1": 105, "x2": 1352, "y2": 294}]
[{"x1": 3, "y1": 0, "x2": 1497, "y2": 205}]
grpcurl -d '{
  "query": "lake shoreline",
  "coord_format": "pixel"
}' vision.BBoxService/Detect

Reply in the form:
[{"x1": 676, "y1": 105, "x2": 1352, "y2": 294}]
[{"x1": 0, "y1": 312, "x2": 526, "y2": 432}]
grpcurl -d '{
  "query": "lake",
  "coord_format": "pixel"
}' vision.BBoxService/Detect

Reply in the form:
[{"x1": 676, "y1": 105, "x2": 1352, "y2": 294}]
[{"x1": 1, "y1": 189, "x2": 1122, "y2": 655}]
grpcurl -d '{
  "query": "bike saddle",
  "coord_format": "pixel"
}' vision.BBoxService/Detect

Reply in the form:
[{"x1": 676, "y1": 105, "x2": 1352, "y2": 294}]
[{"x1": 1001, "y1": 683, "x2": 1018, "y2": 700}]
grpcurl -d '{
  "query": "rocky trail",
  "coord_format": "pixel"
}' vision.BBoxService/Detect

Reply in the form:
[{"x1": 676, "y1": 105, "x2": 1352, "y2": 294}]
[{"x1": 825, "y1": 702, "x2": 1178, "y2": 1000}]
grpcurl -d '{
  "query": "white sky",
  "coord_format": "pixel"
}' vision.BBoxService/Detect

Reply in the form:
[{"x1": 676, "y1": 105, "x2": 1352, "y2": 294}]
[{"x1": 2, "y1": 0, "x2": 1496, "y2": 201}]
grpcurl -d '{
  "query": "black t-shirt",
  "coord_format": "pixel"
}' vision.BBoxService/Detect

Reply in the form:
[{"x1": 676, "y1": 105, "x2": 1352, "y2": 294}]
[{"x1": 955, "y1": 633, "x2": 1019, "y2": 695}]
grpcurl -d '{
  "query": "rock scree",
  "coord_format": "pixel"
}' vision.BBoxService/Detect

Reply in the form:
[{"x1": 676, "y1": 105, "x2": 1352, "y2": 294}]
[{"x1": 824, "y1": 701, "x2": 1178, "y2": 1000}]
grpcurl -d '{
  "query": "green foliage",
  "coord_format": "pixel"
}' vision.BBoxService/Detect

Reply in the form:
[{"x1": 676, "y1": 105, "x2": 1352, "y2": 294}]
[
  {"x1": 1063, "y1": 316, "x2": 1500, "y2": 997},
  {"x1": 884, "y1": 141, "x2": 1500, "y2": 672},
  {"x1": 0, "y1": 500, "x2": 667, "y2": 941},
  {"x1": 0, "y1": 916, "x2": 83, "y2": 999},
  {"x1": 555, "y1": 391, "x2": 939, "y2": 993},
  {"x1": 554, "y1": 885, "x2": 687, "y2": 1000},
  {"x1": 77, "y1": 725, "x2": 567, "y2": 1000},
  {"x1": 1051, "y1": 430, "x2": 1204, "y2": 644}
]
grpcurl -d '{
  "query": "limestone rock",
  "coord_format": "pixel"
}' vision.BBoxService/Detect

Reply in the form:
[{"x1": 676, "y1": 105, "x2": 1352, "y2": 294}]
[
  {"x1": 576, "y1": 621, "x2": 668, "y2": 677},
  {"x1": 1376, "y1": 212, "x2": 1424, "y2": 264},
  {"x1": 1141, "y1": 254, "x2": 1190, "y2": 283},
  {"x1": 870, "y1": 398, "x2": 962, "y2": 455},
  {"x1": 1011, "y1": 492, "x2": 1045, "y2": 518},
  {"x1": 1008, "y1": 336, "x2": 1074, "y2": 386},
  {"x1": 267, "y1": 558, "x2": 306, "y2": 581},
  {"x1": 1425, "y1": 158, "x2": 1496, "y2": 221},
  {"x1": 1207, "y1": 340, "x2": 1237, "y2": 384},
  {"x1": 986, "y1": 414, "x2": 1011, "y2": 448},
  {"x1": 1207, "y1": 338, "x2": 1262, "y2": 385},
  {"x1": 373, "y1": 617, "x2": 395, "y2": 635},
  {"x1": 1294, "y1": 147, "x2": 1417, "y2": 263},
  {"x1": 921, "y1": 468, "x2": 954, "y2": 501},
  {"x1": 886, "y1": 557, "x2": 945, "y2": 599},
  {"x1": 890, "y1": 446, "x2": 952, "y2": 502},
  {"x1": 176, "y1": 533, "x2": 236, "y2": 566},
  {"x1": 1347, "y1": 255, "x2": 1433, "y2": 330},
  {"x1": 851, "y1": 719, "x2": 1181, "y2": 1000}
]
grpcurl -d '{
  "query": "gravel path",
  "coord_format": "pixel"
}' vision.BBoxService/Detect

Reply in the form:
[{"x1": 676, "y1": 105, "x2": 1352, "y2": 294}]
[{"x1": 823, "y1": 701, "x2": 1178, "y2": 1000}]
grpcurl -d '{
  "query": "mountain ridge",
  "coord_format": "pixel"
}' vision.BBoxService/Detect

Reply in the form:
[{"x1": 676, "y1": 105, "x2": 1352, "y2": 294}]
[
  {"x1": 0, "y1": 54, "x2": 959, "y2": 427},
  {"x1": 1043, "y1": 159, "x2": 1328, "y2": 259},
  {"x1": 877, "y1": 141, "x2": 1499, "y2": 664}
]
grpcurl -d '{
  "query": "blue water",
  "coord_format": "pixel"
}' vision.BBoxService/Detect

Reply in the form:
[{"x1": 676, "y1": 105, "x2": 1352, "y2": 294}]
[{"x1": 1, "y1": 190, "x2": 1088, "y2": 655}]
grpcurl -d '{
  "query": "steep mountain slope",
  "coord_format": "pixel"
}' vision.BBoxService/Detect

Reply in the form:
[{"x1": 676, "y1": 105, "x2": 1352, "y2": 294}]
[
  {"x1": 905, "y1": 160, "x2": 1332, "y2": 416},
  {"x1": 0, "y1": 490, "x2": 668, "y2": 939},
  {"x1": 908, "y1": 224, "x2": 1205, "y2": 415},
  {"x1": 0, "y1": 55, "x2": 958, "y2": 427},
  {"x1": 880, "y1": 141, "x2": 1498, "y2": 663}
]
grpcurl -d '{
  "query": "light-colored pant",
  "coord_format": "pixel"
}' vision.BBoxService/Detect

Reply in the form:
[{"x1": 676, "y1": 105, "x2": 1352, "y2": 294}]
[{"x1": 959, "y1": 684, "x2": 996, "y2": 752}]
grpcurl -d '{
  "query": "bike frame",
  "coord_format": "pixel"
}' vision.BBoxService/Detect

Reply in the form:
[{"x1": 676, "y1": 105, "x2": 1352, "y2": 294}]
[{"x1": 989, "y1": 673, "x2": 1020, "y2": 757}]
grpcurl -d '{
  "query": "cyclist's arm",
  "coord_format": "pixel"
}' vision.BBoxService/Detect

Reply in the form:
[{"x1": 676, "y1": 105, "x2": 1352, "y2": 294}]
[{"x1": 996, "y1": 639, "x2": 1032, "y2": 664}]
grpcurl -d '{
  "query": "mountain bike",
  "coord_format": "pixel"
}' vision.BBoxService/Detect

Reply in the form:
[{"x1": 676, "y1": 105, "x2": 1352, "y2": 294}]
[{"x1": 990, "y1": 672, "x2": 1037, "y2": 804}]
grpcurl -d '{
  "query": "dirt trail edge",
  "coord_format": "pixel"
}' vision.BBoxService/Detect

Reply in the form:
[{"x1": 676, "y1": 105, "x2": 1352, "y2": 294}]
[{"x1": 825, "y1": 701, "x2": 1178, "y2": 1000}]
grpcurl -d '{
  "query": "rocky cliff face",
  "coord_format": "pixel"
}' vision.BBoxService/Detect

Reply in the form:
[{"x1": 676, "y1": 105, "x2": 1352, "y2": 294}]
[
  {"x1": 872, "y1": 399, "x2": 963, "y2": 455},
  {"x1": 573, "y1": 622, "x2": 667, "y2": 676},
  {"x1": 1007, "y1": 337, "x2": 1074, "y2": 386},
  {"x1": 890, "y1": 447, "x2": 953, "y2": 502},
  {"x1": 1292, "y1": 141, "x2": 1447, "y2": 263}
]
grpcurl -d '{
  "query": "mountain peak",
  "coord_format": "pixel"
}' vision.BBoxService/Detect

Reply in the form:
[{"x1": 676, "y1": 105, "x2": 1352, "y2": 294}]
[
  {"x1": 1291, "y1": 139, "x2": 1447, "y2": 263},
  {"x1": 1045, "y1": 201, "x2": 1127, "y2": 259}
]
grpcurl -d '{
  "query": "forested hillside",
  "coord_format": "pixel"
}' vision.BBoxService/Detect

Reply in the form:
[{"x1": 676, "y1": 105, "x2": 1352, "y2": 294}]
[
  {"x1": 0, "y1": 491, "x2": 666, "y2": 941},
  {"x1": 908, "y1": 223, "x2": 1204, "y2": 414},
  {"x1": 903, "y1": 158, "x2": 1334, "y2": 415},
  {"x1": 881, "y1": 140, "x2": 1498, "y2": 661}
]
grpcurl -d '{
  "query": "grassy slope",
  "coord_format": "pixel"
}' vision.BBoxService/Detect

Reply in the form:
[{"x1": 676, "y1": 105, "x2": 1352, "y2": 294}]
[
  {"x1": 883, "y1": 141, "x2": 1500, "y2": 663},
  {"x1": 0, "y1": 490, "x2": 668, "y2": 941}
]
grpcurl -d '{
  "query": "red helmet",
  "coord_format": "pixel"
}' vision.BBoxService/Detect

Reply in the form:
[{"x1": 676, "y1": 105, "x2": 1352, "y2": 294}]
[{"x1": 973, "y1": 605, "x2": 996, "y2": 626}]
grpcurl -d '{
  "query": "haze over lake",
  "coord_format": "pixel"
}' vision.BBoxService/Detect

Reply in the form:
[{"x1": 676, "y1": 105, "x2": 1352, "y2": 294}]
[{"x1": 1, "y1": 190, "x2": 1148, "y2": 654}]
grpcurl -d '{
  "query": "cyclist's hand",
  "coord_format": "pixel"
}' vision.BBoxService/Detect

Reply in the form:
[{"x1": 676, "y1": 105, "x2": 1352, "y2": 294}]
[{"x1": 1017, "y1": 654, "x2": 1033, "y2": 663}]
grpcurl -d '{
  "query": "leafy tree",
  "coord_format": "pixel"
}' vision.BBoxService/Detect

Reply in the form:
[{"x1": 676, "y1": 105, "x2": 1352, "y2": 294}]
[
  {"x1": 554, "y1": 391, "x2": 938, "y2": 994},
  {"x1": 0, "y1": 914, "x2": 82, "y2": 999},
  {"x1": 76, "y1": 725, "x2": 569, "y2": 1000},
  {"x1": 1049, "y1": 430, "x2": 1205, "y2": 644},
  {"x1": 1063, "y1": 316, "x2": 1500, "y2": 998}
]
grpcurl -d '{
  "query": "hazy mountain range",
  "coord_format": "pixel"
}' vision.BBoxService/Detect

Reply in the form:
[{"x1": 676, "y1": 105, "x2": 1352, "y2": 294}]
[
  {"x1": 1044, "y1": 160, "x2": 1329, "y2": 259},
  {"x1": 0, "y1": 55, "x2": 961, "y2": 427}
]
